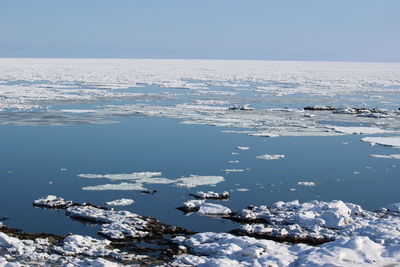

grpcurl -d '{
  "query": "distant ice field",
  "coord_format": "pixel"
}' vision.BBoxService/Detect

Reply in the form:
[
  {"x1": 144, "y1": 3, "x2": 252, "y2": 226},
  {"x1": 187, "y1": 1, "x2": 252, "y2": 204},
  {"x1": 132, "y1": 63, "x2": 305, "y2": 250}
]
[{"x1": 0, "y1": 58, "x2": 400, "y2": 237}]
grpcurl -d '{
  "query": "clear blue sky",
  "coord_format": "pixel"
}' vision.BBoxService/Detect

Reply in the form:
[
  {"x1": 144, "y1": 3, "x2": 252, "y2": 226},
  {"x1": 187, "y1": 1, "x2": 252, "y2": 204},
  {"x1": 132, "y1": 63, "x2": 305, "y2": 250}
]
[{"x1": 1, "y1": 0, "x2": 399, "y2": 62}]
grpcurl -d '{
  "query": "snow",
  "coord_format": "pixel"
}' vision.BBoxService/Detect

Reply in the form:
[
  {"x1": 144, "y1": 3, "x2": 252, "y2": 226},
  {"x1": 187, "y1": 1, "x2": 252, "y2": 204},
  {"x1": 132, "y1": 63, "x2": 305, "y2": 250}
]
[
  {"x1": 256, "y1": 154, "x2": 285, "y2": 160},
  {"x1": 198, "y1": 203, "x2": 232, "y2": 216},
  {"x1": 362, "y1": 137, "x2": 400, "y2": 148},
  {"x1": 386, "y1": 203, "x2": 400, "y2": 212},
  {"x1": 328, "y1": 126, "x2": 390, "y2": 135},
  {"x1": 105, "y1": 198, "x2": 134, "y2": 206},
  {"x1": 175, "y1": 175, "x2": 225, "y2": 188}
]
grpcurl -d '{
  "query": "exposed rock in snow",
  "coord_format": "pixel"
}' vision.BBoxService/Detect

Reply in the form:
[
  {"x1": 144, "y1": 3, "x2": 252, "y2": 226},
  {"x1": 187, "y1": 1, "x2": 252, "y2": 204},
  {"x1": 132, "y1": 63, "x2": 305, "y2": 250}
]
[
  {"x1": 190, "y1": 191, "x2": 230, "y2": 200},
  {"x1": 304, "y1": 106, "x2": 336, "y2": 111},
  {"x1": 175, "y1": 175, "x2": 225, "y2": 188},
  {"x1": 198, "y1": 203, "x2": 232, "y2": 216},
  {"x1": 256, "y1": 154, "x2": 285, "y2": 160},
  {"x1": 362, "y1": 136, "x2": 400, "y2": 148},
  {"x1": 177, "y1": 199, "x2": 206, "y2": 213},
  {"x1": 105, "y1": 198, "x2": 134, "y2": 206}
]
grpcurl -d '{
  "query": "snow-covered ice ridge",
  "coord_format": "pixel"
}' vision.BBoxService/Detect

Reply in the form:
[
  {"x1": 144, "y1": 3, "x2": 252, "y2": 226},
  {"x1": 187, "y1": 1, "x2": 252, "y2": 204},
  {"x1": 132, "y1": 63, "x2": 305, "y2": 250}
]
[
  {"x1": 0, "y1": 229, "x2": 146, "y2": 266},
  {"x1": 4, "y1": 196, "x2": 400, "y2": 266},
  {"x1": 172, "y1": 232, "x2": 400, "y2": 266},
  {"x1": 171, "y1": 199, "x2": 400, "y2": 266},
  {"x1": 231, "y1": 200, "x2": 400, "y2": 247}
]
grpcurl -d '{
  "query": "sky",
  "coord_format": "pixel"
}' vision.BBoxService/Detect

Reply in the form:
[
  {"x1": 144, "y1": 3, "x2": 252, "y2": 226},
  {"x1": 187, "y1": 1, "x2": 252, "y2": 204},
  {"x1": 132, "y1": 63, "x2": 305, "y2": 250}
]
[{"x1": 0, "y1": 0, "x2": 399, "y2": 62}]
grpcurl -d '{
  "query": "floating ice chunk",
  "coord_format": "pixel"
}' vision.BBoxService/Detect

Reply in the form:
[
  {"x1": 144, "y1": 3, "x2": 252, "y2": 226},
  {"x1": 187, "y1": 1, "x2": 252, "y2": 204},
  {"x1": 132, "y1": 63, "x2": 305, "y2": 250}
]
[
  {"x1": 297, "y1": 181, "x2": 316, "y2": 186},
  {"x1": 78, "y1": 171, "x2": 163, "y2": 181},
  {"x1": 327, "y1": 126, "x2": 389, "y2": 135},
  {"x1": 237, "y1": 146, "x2": 250, "y2": 150},
  {"x1": 248, "y1": 132, "x2": 279, "y2": 138},
  {"x1": 370, "y1": 154, "x2": 400, "y2": 159},
  {"x1": 256, "y1": 154, "x2": 285, "y2": 160},
  {"x1": 60, "y1": 168, "x2": 67, "y2": 171},
  {"x1": 198, "y1": 203, "x2": 232, "y2": 216},
  {"x1": 175, "y1": 175, "x2": 225, "y2": 188},
  {"x1": 33, "y1": 195, "x2": 73, "y2": 208},
  {"x1": 190, "y1": 191, "x2": 230, "y2": 200},
  {"x1": 236, "y1": 188, "x2": 250, "y2": 192},
  {"x1": 362, "y1": 137, "x2": 400, "y2": 148},
  {"x1": 224, "y1": 169, "x2": 246, "y2": 173},
  {"x1": 105, "y1": 198, "x2": 134, "y2": 206},
  {"x1": 178, "y1": 199, "x2": 206, "y2": 213},
  {"x1": 229, "y1": 160, "x2": 239, "y2": 164},
  {"x1": 59, "y1": 109, "x2": 97, "y2": 113},
  {"x1": 82, "y1": 182, "x2": 146, "y2": 191}
]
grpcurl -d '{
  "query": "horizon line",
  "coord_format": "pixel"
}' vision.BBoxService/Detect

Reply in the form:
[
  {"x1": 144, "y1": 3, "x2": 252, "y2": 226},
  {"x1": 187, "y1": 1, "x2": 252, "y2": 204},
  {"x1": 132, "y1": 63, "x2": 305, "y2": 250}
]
[{"x1": 1, "y1": 56, "x2": 399, "y2": 64}]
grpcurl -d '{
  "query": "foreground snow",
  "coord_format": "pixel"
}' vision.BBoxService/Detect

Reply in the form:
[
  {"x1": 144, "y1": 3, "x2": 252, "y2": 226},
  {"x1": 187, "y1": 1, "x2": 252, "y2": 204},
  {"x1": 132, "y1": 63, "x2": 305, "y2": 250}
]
[
  {"x1": 0, "y1": 231, "x2": 143, "y2": 266},
  {"x1": 3, "y1": 196, "x2": 400, "y2": 266},
  {"x1": 172, "y1": 232, "x2": 400, "y2": 266}
]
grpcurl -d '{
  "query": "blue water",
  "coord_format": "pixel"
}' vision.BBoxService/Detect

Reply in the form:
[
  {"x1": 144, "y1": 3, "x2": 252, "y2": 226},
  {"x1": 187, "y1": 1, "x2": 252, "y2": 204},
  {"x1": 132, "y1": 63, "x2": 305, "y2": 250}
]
[{"x1": 1, "y1": 115, "x2": 399, "y2": 237}]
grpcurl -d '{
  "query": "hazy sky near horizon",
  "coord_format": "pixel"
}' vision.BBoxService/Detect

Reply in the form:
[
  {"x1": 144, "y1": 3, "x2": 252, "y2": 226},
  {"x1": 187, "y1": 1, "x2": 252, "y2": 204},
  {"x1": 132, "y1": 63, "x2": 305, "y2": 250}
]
[{"x1": 0, "y1": 0, "x2": 399, "y2": 62}]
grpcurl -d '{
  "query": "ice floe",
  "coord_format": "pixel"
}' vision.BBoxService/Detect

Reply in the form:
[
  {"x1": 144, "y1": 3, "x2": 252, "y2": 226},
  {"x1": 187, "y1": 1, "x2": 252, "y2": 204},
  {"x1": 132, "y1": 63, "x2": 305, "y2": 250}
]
[
  {"x1": 327, "y1": 126, "x2": 389, "y2": 135},
  {"x1": 236, "y1": 146, "x2": 250, "y2": 150},
  {"x1": 189, "y1": 191, "x2": 230, "y2": 200},
  {"x1": 370, "y1": 154, "x2": 400, "y2": 159},
  {"x1": 362, "y1": 136, "x2": 400, "y2": 148},
  {"x1": 198, "y1": 203, "x2": 232, "y2": 216},
  {"x1": 224, "y1": 169, "x2": 246, "y2": 173},
  {"x1": 256, "y1": 154, "x2": 285, "y2": 160},
  {"x1": 175, "y1": 175, "x2": 225, "y2": 188},
  {"x1": 82, "y1": 182, "x2": 146, "y2": 191},
  {"x1": 105, "y1": 198, "x2": 134, "y2": 206},
  {"x1": 33, "y1": 195, "x2": 73, "y2": 208}
]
